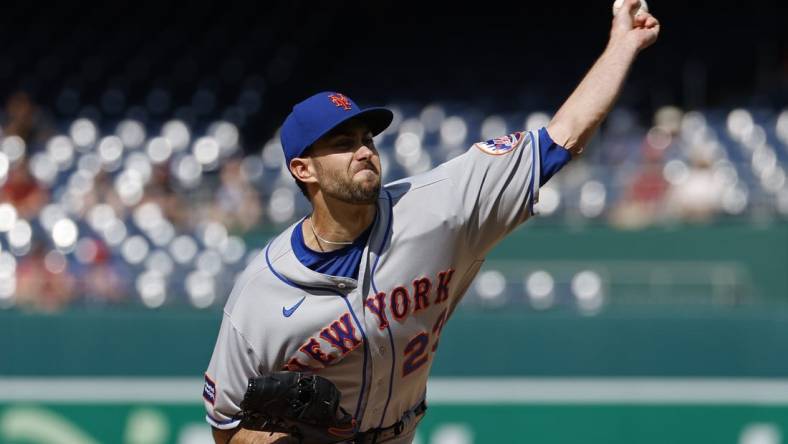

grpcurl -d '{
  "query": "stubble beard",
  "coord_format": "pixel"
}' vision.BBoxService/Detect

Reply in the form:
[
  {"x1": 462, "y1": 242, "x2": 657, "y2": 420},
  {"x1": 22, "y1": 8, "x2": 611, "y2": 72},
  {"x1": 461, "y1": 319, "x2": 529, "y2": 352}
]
[{"x1": 318, "y1": 164, "x2": 380, "y2": 205}]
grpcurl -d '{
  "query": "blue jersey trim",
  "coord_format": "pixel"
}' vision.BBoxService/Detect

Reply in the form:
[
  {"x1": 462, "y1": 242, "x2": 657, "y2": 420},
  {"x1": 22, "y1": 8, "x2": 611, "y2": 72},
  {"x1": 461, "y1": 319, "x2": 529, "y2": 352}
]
[
  {"x1": 370, "y1": 189, "x2": 398, "y2": 429},
  {"x1": 205, "y1": 413, "x2": 241, "y2": 430},
  {"x1": 528, "y1": 131, "x2": 537, "y2": 215},
  {"x1": 264, "y1": 243, "x2": 371, "y2": 429}
]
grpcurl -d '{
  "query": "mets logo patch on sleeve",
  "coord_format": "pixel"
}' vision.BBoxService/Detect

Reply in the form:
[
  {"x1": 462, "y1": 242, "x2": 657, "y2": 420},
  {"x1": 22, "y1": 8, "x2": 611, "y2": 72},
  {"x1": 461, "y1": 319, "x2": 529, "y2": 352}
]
[
  {"x1": 203, "y1": 374, "x2": 216, "y2": 405},
  {"x1": 474, "y1": 132, "x2": 524, "y2": 155}
]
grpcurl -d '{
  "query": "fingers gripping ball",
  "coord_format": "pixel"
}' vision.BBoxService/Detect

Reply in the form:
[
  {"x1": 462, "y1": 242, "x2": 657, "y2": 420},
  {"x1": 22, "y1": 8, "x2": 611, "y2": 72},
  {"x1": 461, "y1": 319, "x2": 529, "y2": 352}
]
[
  {"x1": 238, "y1": 372, "x2": 356, "y2": 444},
  {"x1": 612, "y1": 0, "x2": 649, "y2": 16}
]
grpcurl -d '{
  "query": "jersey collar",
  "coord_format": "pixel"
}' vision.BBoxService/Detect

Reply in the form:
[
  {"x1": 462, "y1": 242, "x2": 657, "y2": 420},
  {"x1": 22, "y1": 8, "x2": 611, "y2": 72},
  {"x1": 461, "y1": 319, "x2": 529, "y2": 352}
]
[{"x1": 265, "y1": 192, "x2": 393, "y2": 293}]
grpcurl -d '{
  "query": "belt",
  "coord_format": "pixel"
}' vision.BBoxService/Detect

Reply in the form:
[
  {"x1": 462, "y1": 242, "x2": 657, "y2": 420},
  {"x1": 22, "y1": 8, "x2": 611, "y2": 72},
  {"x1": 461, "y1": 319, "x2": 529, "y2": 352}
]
[{"x1": 352, "y1": 400, "x2": 427, "y2": 444}]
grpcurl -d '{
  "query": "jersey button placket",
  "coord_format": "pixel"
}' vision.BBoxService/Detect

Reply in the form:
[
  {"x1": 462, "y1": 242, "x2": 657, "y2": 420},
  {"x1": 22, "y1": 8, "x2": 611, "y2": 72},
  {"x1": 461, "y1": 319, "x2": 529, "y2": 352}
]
[{"x1": 356, "y1": 289, "x2": 389, "y2": 430}]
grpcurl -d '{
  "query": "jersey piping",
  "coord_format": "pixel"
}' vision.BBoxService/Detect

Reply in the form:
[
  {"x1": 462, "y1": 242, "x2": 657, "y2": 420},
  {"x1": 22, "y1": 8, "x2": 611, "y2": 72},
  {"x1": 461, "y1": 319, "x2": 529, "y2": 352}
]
[{"x1": 369, "y1": 189, "x2": 400, "y2": 429}]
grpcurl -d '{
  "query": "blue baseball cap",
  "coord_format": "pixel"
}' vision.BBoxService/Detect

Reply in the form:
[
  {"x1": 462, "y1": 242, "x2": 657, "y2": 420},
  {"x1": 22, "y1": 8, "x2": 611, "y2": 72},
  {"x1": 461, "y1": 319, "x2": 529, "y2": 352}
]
[{"x1": 280, "y1": 91, "x2": 393, "y2": 166}]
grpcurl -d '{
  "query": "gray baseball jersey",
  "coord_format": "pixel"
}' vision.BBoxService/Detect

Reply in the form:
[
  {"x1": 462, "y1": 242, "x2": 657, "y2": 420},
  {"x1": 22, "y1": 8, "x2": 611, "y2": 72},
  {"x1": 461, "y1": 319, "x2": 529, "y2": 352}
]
[{"x1": 204, "y1": 129, "x2": 542, "y2": 442}]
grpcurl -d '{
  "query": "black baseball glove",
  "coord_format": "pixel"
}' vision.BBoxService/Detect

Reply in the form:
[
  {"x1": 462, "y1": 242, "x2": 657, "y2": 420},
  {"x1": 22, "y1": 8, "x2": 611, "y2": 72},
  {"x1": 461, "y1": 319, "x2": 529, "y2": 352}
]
[{"x1": 236, "y1": 372, "x2": 356, "y2": 444}]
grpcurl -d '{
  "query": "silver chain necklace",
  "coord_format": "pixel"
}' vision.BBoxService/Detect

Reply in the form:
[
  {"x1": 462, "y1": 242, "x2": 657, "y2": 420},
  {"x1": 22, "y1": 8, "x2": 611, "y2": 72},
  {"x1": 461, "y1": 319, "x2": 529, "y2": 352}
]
[{"x1": 308, "y1": 217, "x2": 353, "y2": 246}]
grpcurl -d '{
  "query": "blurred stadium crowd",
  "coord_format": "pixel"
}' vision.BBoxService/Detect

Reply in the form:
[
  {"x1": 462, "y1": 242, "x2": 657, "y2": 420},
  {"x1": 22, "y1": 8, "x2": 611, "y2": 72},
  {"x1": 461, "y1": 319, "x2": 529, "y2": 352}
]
[{"x1": 0, "y1": 90, "x2": 786, "y2": 312}]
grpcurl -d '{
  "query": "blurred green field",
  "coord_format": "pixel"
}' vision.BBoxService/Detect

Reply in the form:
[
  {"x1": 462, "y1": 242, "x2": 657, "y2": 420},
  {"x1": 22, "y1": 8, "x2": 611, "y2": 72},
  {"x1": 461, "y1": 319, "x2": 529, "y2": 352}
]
[{"x1": 2, "y1": 378, "x2": 788, "y2": 443}]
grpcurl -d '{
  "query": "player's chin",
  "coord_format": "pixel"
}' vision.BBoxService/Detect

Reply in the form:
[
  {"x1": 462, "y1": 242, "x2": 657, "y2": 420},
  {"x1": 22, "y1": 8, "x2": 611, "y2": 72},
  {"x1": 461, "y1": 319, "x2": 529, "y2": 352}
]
[
  {"x1": 349, "y1": 176, "x2": 381, "y2": 203},
  {"x1": 356, "y1": 180, "x2": 380, "y2": 196}
]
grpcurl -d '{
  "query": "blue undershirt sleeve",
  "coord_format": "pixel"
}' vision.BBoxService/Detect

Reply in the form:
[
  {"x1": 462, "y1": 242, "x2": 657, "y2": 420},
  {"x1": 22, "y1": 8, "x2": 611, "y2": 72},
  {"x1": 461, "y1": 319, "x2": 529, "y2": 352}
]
[{"x1": 538, "y1": 127, "x2": 572, "y2": 186}]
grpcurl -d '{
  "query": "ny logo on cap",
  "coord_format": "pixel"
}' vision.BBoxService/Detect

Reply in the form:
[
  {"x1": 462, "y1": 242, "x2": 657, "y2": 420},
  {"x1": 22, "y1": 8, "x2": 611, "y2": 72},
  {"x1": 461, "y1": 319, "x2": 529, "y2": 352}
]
[{"x1": 328, "y1": 93, "x2": 352, "y2": 111}]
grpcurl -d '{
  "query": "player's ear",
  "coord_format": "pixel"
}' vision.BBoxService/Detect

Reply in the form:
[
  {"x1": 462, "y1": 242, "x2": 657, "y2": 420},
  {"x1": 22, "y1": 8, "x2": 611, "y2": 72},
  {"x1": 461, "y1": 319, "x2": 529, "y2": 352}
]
[{"x1": 290, "y1": 157, "x2": 318, "y2": 184}]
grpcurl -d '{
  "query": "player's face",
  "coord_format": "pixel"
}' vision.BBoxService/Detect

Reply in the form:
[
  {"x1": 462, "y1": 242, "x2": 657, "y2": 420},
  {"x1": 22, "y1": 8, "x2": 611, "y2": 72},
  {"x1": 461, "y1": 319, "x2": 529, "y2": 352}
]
[{"x1": 309, "y1": 121, "x2": 382, "y2": 205}]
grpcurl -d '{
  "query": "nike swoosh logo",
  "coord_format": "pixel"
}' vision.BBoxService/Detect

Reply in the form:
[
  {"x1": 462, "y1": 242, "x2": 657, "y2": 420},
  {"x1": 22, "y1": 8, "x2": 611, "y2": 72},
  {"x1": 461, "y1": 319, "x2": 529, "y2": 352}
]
[{"x1": 282, "y1": 296, "x2": 306, "y2": 318}]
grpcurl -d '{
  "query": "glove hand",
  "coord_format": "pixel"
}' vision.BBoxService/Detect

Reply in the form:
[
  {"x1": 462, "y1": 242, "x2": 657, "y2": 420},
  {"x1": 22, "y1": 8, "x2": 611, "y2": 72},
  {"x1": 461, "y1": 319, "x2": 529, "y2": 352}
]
[{"x1": 237, "y1": 372, "x2": 356, "y2": 444}]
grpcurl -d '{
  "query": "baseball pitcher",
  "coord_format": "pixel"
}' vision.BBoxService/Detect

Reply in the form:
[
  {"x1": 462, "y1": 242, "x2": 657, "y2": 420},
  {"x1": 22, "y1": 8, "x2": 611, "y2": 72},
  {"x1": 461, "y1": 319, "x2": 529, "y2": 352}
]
[{"x1": 206, "y1": 1, "x2": 659, "y2": 442}]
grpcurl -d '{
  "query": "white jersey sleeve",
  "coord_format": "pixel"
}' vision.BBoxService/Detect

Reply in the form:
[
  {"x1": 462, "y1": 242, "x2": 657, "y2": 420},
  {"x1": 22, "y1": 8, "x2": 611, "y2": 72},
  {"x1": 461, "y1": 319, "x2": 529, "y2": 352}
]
[
  {"x1": 203, "y1": 313, "x2": 261, "y2": 430},
  {"x1": 446, "y1": 130, "x2": 541, "y2": 257},
  {"x1": 385, "y1": 129, "x2": 541, "y2": 259}
]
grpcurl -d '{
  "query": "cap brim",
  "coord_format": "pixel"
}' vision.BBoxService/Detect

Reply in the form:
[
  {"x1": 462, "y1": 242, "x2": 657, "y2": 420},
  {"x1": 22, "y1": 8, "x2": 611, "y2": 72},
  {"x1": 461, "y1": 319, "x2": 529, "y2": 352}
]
[
  {"x1": 296, "y1": 107, "x2": 394, "y2": 158},
  {"x1": 353, "y1": 107, "x2": 394, "y2": 137}
]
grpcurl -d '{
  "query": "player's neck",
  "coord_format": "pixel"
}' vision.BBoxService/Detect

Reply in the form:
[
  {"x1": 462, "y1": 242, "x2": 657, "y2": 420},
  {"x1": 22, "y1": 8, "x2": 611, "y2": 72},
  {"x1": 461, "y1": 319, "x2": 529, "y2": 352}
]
[{"x1": 305, "y1": 198, "x2": 376, "y2": 253}]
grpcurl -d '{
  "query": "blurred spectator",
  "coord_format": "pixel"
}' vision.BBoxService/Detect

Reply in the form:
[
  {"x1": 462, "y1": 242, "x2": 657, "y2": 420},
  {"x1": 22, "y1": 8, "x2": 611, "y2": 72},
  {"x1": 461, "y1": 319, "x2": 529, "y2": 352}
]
[
  {"x1": 15, "y1": 242, "x2": 77, "y2": 312},
  {"x1": 2, "y1": 91, "x2": 55, "y2": 145},
  {"x1": 73, "y1": 238, "x2": 130, "y2": 305},
  {"x1": 664, "y1": 143, "x2": 724, "y2": 224},
  {"x1": 80, "y1": 171, "x2": 126, "y2": 219},
  {"x1": 609, "y1": 141, "x2": 670, "y2": 229},
  {"x1": 145, "y1": 164, "x2": 190, "y2": 230},
  {"x1": 1, "y1": 92, "x2": 55, "y2": 220},
  {"x1": 1, "y1": 158, "x2": 49, "y2": 219},
  {"x1": 211, "y1": 158, "x2": 262, "y2": 232}
]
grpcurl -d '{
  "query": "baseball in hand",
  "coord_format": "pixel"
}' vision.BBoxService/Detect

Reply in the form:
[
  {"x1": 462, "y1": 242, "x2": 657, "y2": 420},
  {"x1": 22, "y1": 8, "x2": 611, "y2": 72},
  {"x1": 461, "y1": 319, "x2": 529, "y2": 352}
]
[{"x1": 612, "y1": 0, "x2": 649, "y2": 16}]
